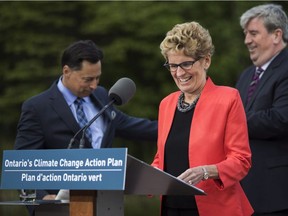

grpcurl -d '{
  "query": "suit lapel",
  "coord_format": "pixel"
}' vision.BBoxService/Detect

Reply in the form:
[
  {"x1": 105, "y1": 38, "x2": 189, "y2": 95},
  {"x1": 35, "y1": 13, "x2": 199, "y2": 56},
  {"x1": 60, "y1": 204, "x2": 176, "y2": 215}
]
[
  {"x1": 48, "y1": 82, "x2": 80, "y2": 134},
  {"x1": 245, "y1": 67, "x2": 258, "y2": 110},
  {"x1": 89, "y1": 90, "x2": 115, "y2": 148},
  {"x1": 245, "y1": 49, "x2": 286, "y2": 110},
  {"x1": 246, "y1": 67, "x2": 272, "y2": 110},
  {"x1": 236, "y1": 66, "x2": 255, "y2": 110},
  {"x1": 89, "y1": 94, "x2": 111, "y2": 123},
  {"x1": 48, "y1": 82, "x2": 115, "y2": 148}
]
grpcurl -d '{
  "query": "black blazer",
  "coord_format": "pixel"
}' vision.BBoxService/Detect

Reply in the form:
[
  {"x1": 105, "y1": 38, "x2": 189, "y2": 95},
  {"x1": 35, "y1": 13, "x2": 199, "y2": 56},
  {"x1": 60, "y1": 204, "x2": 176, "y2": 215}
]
[
  {"x1": 14, "y1": 80, "x2": 157, "y2": 209},
  {"x1": 236, "y1": 48, "x2": 288, "y2": 213}
]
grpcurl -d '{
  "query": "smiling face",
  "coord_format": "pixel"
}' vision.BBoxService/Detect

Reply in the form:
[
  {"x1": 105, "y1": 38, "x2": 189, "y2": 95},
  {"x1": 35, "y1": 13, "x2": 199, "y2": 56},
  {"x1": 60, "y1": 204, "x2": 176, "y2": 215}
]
[
  {"x1": 62, "y1": 60, "x2": 102, "y2": 98},
  {"x1": 244, "y1": 17, "x2": 283, "y2": 67},
  {"x1": 167, "y1": 50, "x2": 210, "y2": 102}
]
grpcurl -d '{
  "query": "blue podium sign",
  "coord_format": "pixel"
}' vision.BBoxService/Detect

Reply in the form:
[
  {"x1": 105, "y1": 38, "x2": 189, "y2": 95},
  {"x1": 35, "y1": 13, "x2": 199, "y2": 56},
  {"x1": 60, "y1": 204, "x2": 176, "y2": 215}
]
[{"x1": 1, "y1": 148, "x2": 127, "y2": 190}]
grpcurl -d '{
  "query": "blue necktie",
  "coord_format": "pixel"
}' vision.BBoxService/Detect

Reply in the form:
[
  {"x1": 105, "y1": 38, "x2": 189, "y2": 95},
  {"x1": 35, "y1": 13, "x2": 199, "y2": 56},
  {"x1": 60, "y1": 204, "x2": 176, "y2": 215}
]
[
  {"x1": 74, "y1": 98, "x2": 92, "y2": 143},
  {"x1": 246, "y1": 67, "x2": 264, "y2": 103}
]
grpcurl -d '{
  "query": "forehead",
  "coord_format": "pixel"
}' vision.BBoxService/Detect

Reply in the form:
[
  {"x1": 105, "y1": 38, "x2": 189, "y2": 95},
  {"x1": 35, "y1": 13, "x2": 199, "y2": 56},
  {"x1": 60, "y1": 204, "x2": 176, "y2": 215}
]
[
  {"x1": 80, "y1": 60, "x2": 101, "y2": 69},
  {"x1": 245, "y1": 17, "x2": 266, "y2": 31},
  {"x1": 167, "y1": 50, "x2": 193, "y2": 59},
  {"x1": 76, "y1": 60, "x2": 101, "y2": 75}
]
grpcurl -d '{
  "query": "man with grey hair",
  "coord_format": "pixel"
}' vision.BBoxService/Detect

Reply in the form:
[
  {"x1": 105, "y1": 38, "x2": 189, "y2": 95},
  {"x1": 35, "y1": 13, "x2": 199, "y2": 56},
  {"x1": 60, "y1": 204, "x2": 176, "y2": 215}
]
[{"x1": 236, "y1": 4, "x2": 288, "y2": 216}]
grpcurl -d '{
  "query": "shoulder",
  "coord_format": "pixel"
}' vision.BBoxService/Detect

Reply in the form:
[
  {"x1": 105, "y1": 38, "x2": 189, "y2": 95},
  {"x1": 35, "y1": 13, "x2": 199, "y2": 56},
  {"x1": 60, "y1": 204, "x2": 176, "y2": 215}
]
[
  {"x1": 213, "y1": 85, "x2": 239, "y2": 96},
  {"x1": 204, "y1": 77, "x2": 239, "y2": 97},
  {"x1": 23, "y1": 82, "x2": 57, "y2": 107},
  {"x1": 160, "y1": 91, "x2": 180, "y2": 106},
  {"x1": 237, "y1": 65, "x2": 254, "y2": 81},
  {"x1": 270, "y1": 48, "x2": 288, "y2": 73},
  {"x1": 210, "y1": 85, "x2": 240, "y2": 102},
  {"x1": 202, "y1": 80, "x2": 241, "y2": 106}
]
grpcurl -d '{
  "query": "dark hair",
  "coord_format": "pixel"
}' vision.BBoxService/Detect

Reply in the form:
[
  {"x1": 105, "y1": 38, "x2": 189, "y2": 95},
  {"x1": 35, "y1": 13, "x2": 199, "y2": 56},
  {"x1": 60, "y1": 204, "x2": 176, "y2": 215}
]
[{"x1": 61, "y1": 40, "x2": 104, "y2": 70}]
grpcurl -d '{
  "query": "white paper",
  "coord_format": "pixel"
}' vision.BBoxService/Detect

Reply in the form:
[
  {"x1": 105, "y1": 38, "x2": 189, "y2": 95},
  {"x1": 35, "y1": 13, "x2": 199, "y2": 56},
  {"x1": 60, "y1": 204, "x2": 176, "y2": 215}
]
[{"x1": 55, "y1": 189, "x2": 70, "y2": 200}]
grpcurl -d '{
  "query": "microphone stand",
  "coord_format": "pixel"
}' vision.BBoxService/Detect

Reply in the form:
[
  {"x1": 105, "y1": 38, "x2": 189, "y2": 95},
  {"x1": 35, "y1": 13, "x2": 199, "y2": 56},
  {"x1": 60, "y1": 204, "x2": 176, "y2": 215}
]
[{"x1": 68, "y1": 100, "x2": 115, "y2": 149}]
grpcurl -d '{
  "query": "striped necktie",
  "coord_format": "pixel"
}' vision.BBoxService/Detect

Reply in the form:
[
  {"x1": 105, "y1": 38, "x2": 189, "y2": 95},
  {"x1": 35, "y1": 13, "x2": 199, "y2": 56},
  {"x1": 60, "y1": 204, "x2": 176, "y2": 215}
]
[
  {"x1": 246, "y1": 67, "x2": 264, "y2": 103},
  {"x1": 74, "y1": 98, "x2": 92, "y2": 143}
]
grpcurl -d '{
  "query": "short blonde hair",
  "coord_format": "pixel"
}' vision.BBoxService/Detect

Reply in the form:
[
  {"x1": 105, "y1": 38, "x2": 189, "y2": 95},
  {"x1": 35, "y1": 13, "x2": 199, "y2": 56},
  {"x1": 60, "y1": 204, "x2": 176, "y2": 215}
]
[{"x1": 160, "y1": 21, "x2": 214, "y2": 60}]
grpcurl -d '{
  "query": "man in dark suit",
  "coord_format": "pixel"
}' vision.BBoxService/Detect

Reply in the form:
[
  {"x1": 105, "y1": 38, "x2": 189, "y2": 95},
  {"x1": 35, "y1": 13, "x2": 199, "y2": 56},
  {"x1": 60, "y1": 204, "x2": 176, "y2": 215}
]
[
  {"x1": 235, "y1": 4, "x2": 288, "y2": 216},
  {"x1": 14, "y1": 40, "x2": 157, "y2": 215}
]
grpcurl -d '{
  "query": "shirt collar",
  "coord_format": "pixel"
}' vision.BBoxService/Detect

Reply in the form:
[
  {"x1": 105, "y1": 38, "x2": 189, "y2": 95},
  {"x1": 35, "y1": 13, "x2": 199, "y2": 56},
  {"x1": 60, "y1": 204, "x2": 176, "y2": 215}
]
[
  {"x1": 57, "y1": 77, "x2": 91, "y2": 106},
  {"x1": 57, "y1": 77, "x2": 78, "y2": 106},
  {"x1": 258, "y1": 52, "x2": 280, "y2": 71}
]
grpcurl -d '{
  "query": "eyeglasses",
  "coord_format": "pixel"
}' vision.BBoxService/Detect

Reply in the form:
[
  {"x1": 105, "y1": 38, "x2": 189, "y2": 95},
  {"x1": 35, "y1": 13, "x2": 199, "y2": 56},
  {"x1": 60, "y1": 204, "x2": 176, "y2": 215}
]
[{"x1": 163, "y1": 59, "x2": 200, "y2": 72}]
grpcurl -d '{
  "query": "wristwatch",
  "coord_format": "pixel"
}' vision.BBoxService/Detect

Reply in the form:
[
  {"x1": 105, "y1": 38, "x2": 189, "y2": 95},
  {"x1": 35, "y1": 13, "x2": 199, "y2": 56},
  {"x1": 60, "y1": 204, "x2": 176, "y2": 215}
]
[{"x1": 202, "y1": 167, "x2": 209, "y2": 180}]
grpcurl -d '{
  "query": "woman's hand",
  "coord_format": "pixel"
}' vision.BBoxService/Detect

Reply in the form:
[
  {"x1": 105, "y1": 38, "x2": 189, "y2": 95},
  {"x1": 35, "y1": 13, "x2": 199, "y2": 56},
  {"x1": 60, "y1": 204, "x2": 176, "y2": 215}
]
[
  {"x1": 177, "y1": 166, "x2": 204, "y2": 185},
  {"x1": 177, "y1": 165, "x2": 218, "y2": 185}
]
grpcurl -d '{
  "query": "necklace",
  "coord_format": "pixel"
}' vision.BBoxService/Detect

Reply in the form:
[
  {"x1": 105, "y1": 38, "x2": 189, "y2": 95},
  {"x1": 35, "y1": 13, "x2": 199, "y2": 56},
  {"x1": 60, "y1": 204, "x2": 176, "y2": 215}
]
[{"x1": 177, "y1": 92, "x2": 200, "y2": 113}]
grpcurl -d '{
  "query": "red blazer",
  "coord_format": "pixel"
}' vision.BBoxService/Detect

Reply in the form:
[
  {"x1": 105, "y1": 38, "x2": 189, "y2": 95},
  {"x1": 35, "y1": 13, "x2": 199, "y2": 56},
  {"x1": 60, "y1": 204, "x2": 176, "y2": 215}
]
[{"x1": 152, "y1": 78, "x2": 253, "y2": 216}]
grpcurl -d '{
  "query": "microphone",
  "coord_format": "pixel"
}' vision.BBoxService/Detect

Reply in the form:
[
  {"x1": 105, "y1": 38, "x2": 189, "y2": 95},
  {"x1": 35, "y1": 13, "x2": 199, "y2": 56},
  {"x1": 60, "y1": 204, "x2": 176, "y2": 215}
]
[
  {"x1": 108, "y1": 77, "x2": 136, "y2": 105},
  {"x1": 67, "y1": 77, "x2": 136, "y2": 149}
]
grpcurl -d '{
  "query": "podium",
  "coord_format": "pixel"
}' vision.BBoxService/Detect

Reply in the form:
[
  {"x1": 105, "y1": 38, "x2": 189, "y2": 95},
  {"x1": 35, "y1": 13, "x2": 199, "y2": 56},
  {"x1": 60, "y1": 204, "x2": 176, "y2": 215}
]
[
  {"x1": 1, "y1": 149, "x2": 205, "y2": 216},
  {"x1": 68, "y1": 154, "x2": 205, "y2": 216}
]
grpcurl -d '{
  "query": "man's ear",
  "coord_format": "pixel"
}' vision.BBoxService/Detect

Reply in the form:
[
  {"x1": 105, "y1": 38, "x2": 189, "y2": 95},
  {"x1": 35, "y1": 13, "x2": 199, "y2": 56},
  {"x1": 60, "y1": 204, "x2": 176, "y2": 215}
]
[
  {"x1": 273, "y1": 28, "x2": 283, "y2": 44},
  {"x1": 63, "y1": 65, "x2": 71, "y2": 76}
]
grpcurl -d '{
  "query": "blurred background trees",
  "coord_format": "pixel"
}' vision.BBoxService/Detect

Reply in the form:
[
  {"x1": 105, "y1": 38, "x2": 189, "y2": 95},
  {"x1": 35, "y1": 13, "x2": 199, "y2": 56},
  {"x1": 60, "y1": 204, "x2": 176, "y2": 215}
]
[{"x1": 0, "y1": 1, "x2": 287, "y2": 215}]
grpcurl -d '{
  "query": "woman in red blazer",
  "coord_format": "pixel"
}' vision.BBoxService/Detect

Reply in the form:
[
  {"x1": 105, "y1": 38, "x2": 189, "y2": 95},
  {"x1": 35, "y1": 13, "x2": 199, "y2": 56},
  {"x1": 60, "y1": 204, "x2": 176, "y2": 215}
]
[{"x1": 152, "y1": 21, "x2": 253, "y2": 216}]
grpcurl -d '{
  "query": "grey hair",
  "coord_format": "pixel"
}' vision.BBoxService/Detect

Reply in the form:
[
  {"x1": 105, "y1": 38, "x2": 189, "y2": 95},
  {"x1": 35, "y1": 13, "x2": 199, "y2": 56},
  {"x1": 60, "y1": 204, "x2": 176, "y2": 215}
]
[{"x1": 240, "y1": 4, "x2": 288, "y2": 43}]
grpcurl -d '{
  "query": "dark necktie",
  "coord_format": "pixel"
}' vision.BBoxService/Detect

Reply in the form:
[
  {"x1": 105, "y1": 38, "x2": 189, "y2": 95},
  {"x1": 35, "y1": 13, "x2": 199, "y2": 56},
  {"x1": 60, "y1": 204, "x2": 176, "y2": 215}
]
[
  {"x1": 74, "y1": 98, "x2": 92, "y2": 143},
  {"x1": 246, "y1": 67, "x2": 264, "y2": 103}
]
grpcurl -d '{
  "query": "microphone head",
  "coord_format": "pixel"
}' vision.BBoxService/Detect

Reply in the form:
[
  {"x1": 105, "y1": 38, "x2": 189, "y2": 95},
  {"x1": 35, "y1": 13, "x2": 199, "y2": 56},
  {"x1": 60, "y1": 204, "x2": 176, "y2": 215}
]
[{"x1": 108, "y1": 77, "x2": 136, "y2": 105}]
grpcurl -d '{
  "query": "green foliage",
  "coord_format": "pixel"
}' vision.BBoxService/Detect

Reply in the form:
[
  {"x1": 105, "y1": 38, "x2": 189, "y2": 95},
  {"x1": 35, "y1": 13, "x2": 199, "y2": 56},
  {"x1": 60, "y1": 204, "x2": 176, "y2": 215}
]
[{"x1": 2, "y1": 1, "x2": 280, "y2": 132}]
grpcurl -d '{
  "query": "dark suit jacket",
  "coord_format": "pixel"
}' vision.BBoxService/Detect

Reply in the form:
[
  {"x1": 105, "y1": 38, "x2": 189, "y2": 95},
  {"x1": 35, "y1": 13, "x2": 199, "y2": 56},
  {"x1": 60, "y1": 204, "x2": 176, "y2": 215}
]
[
  {"x1": 14, "y1": 80, "x2": 157, "y2": 210},
  {"x1": 236, "y1": 48, "x2": 288, "y2": 213}
]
